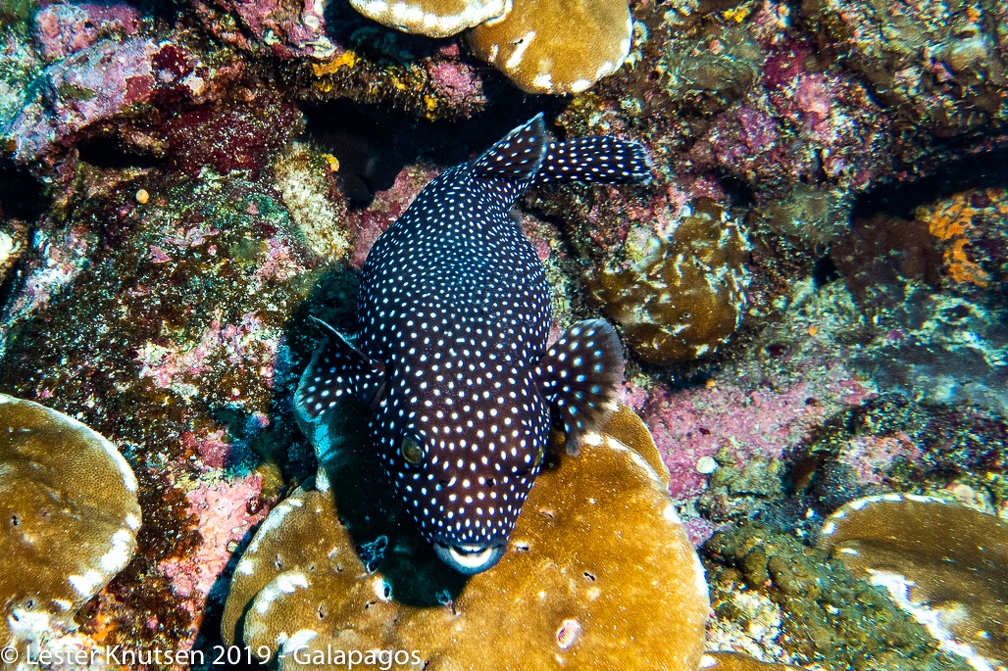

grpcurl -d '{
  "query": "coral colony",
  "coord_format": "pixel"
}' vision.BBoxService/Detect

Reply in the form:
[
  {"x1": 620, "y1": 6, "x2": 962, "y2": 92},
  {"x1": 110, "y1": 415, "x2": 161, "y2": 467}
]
[{"x1": 1, "y1": 0, "x2": 1008, "y2": 667}]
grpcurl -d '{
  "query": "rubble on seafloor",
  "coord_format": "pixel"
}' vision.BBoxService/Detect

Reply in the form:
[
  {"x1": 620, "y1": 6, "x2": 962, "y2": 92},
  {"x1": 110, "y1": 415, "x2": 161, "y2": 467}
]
[{"x1": 1, "y1": 0, "x2": 1008, "y2": 666}]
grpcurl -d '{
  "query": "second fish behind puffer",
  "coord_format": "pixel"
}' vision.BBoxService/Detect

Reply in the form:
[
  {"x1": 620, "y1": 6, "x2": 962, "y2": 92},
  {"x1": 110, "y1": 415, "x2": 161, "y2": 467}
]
[{"x1": 296, "y1": 114, "x2": 652, "y2": 573}]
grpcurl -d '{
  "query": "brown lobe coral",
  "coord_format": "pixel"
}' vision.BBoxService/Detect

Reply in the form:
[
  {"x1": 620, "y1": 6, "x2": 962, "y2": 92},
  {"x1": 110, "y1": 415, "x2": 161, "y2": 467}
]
[
  {"x1": 0, "y1": 394, "x2": 141, "y2": 648},
  {"x1": 466, "y1": 0, "x2": 633, "y2": 94},
  {"x1": 819, "y1": 494, "x2": 1008, "y2": 671},
  {"x1": 351, "y1": 0, "x2": 506, "y2": 37},
  {"x1": 589, "y1": 198, "x2": 750, "y2": 365},
  {"x1": 222, "y1": 403, "x2": 709, "y2": 670}
]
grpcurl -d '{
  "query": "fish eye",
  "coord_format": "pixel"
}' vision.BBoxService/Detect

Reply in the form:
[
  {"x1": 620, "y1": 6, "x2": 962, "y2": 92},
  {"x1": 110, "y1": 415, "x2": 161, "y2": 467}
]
[{"x1": 401, "y1": 434, "x2": 423, "y2": 466}]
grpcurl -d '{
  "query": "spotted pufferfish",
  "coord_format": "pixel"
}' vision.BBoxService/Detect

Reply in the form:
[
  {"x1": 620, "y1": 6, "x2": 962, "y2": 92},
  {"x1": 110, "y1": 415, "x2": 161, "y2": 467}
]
[{"x1": 296, "y1": 114, "x2": 651, "y2": 574}]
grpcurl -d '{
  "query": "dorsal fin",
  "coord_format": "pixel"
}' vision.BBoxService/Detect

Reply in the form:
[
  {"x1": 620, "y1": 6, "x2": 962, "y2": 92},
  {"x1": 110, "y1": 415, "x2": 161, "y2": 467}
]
[
  {"x1": 295, "y1": 317, "x2": 387, "y2": 423},
  {"x1": 472, "y1": 113, "x2": 549, "y2": 183}
]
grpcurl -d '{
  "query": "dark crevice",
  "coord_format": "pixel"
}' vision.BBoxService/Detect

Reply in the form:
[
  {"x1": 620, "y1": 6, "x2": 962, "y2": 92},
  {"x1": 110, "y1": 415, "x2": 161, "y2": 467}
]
[
  {"x1": 0, "y1": 158, "x2": 49, "y2": 221},
  {"x1": 77, "y1": 135, "x2": 164, "y2": 170},
  {"x1": 300, "y1": 98, "x2": 569, "y2": 207},
  {"x1": 852, "y1": 143, "x2": 1008, "y2": 220}
]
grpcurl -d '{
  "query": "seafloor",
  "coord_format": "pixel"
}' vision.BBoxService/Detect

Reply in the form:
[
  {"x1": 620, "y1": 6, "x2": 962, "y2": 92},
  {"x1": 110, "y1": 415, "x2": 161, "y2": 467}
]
[{"x1": 1, "y1": 0, "x2": 1007, "y2": 668}]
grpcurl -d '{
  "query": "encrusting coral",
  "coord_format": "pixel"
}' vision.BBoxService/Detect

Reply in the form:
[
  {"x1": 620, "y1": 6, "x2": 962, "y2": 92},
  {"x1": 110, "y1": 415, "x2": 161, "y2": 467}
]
[
  {"x1": 348, "y1": 0, "x2": 634, "y2": 93},
  {"x1": 350, "y1": 0, "x2": 505, "y2": 38},
  {"x1": 466, "y1": 0, "x2": 633, "y2": 94},
  {"x1": 589, "y1": 198, "x2": 750, "y2": 365},
  {"x1": 0, "y1": 394, "x2": 140, "y2": 648},
  {"x1": 703, "y1": 523, "x2": 969, "y2": 671},
  {"x1": 819, "y1": 494, "x2": 1008, "y2": 671},
  {"x1": 222, "y1": 402, "x2": 709, "y2": 670},
  {"x1": 600, "y1": 403, "x2": 670, "y2": 489}
]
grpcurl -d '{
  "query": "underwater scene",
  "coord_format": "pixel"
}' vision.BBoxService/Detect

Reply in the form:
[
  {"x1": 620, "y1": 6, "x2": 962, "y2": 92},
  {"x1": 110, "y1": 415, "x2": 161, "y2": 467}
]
[{"x1": 1, "y1": 0, "x2": 1007, "y2": 667}]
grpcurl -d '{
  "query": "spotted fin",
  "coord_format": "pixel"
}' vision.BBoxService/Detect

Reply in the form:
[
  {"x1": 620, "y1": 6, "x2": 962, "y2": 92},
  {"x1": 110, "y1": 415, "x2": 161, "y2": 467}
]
[
  {"x1": 537, "y1": 136, "x2": 652, "y2": 185},
  {"x1": 537, "y1": 319, "x2": 624, "y2": 454},
  {"x1": 295, "y1": 317, "x2": 387, "y2": 421},
  {"x1": 472, "y1": 113, "x2": 548, "y2": 184}
]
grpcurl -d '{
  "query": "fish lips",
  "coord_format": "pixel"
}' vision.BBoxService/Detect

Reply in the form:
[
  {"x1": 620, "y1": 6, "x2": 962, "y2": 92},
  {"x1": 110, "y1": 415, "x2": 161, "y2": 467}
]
[{"x1": 433, "y1": 541, "x2": 507, "y2": 575}]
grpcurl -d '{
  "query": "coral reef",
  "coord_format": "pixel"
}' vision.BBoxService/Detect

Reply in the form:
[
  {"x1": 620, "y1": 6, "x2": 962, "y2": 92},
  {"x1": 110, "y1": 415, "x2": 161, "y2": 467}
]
[
  {"x1": 466, "y1": 0, "x2": 632, "y2": 94},
  {"x1": 2, "y1": 0, "x2": 1008, "y2": 664},
  {"x1": 33, "y1": 2, "x2": 141, "y2": 62},
  {"x1": 830, "y1": 185, "x2": 1008, "y2": 416},
  {"x1": 589, "y1": 198, "x2": 750, "y2": 365},
  {"x1": 3, "y1": 29, "x2": 243, "y2": 172},
  {"x1": 272, "y1": 142, "x2": 351, "y2": 261},
  {"x1": 223, "y1": 404, "x2": 709, "y2": 669},
  {"x1": 190, "y1": 0, "x2": 344, "y2": 59},
  {"x1": 801, "y1": 0, "x2": 1008, "y2": 135},
  {"x1": 914, "y1": 187, "x2": 1008, "y2": 293},
  {"x1": 0, "y1": 169, "x2": 321, "y2": 653},
  {"x1": 703, "y1": 523, "x2": 970, "y2": 671},
  {"x1": 0, "y1": 394, "x2": 140, "y2": 649},
  {"x1": 820, "y1": 494, "x2": 1008, "y2": 671}
]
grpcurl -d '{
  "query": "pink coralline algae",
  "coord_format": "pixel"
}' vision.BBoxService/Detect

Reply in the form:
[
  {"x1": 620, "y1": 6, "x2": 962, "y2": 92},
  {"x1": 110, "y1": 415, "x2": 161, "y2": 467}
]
[
  {"x1": 33, "y1": 3, "x2": 141, "y2": 62},
  {"x1": 136, "y1": 311, "x2": 280, "y2": 400},
  {"x1": 158, "y1": 473, "x2": 268, "y2": 646},
  {"x1": 192, "y1": 0, "x2": 343, "y2": 59},
  {"x1": 837, "y1": 434, "x2": 923, "y2": 486},
  {"x1": 424, "y1": 61, "x2": 486, "y2": 109},
  {"x1": 698, "y1": 41, "x2": 890, "y2": 199},
  {"x1": 3, "y1": 35, "x2": 241, "y2": 170},
  {"x1": 348, "y1": 164, "x2": 439, "y2": 268},
  {"x1": 180, "y1": 427, "x2": 234, "y2": 469},
  {"x1": 641, "y1": 364, "x2": 875, "y2": 504}
]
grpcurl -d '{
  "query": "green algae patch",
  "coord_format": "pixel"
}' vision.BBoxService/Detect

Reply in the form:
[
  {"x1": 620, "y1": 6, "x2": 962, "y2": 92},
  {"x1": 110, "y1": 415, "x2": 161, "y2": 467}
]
[
  {"x1": 701, "y1": 652, "x2": 800, "y2": 671},
  {"x1": 223, "y1": 404, "x2": 709, "y2": 670},
  {"x1": 820, "y1": 494, "x2": 1008, "y2": 671},
  {"x1": 702, "y1": 523, "x2": 971, "y2": 671},
  {"x1": 0, "y1": 394, "x2": 140, "y2": 648}
]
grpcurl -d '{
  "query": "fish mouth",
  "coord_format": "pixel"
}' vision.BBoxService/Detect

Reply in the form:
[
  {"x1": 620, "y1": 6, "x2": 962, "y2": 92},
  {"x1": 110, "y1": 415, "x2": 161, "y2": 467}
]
[{"x1": 433, "y1": 542, "x2": 506, "y2": 575}]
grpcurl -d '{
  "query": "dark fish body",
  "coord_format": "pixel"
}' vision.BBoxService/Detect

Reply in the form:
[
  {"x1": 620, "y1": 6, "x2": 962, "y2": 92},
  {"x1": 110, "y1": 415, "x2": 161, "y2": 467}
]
[{"x1": 297, "y1": 115, "x2": 651, "y2": 573}]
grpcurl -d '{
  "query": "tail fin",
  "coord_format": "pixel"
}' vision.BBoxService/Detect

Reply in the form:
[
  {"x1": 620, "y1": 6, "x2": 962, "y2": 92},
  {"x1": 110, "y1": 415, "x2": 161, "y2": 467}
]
[{"x1": 537, "y1": 136, "x2": 652, "y2": 185}]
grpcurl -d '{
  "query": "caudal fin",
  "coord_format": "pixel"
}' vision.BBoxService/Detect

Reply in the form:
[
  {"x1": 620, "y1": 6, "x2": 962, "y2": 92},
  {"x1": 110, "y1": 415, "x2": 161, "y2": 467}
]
[{"x1": 537, "y1": 136, "x2": 652, "y2": 185}]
